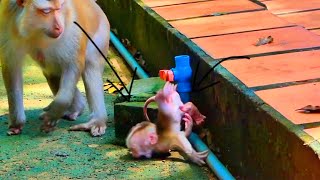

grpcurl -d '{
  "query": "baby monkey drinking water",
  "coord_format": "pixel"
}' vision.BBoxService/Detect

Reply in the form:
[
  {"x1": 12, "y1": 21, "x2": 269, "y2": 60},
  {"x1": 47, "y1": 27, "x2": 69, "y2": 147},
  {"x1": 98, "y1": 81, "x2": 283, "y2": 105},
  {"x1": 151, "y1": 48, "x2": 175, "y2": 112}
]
[{"x1": 126, "y1": 82, "x2": 208, "y2": 165}]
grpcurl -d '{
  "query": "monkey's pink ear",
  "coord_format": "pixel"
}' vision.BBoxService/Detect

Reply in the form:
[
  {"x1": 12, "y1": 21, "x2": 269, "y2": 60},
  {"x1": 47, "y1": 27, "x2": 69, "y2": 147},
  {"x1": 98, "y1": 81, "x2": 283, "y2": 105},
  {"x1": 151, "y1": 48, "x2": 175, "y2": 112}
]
[
  {"x1": 16, "y1": 0, "x2": 25, "y2": 7},
  {"x1": 148, "y1": 132, "x2": 158, "y2": 145}
]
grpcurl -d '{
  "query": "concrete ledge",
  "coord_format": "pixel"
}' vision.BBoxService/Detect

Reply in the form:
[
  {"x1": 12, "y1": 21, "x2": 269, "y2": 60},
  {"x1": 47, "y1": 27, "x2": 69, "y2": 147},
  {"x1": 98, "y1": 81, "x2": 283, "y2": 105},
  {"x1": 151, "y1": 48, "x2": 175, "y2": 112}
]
[
  {"x1": 114, "y1": 77, "x2": 164, "y2": 140},
  {"x1": 114, "y1": 101, "x2": 157, "y2": 140},
  {"x1": 98, "y1": 0, "x2": 320, "y2": 179}
]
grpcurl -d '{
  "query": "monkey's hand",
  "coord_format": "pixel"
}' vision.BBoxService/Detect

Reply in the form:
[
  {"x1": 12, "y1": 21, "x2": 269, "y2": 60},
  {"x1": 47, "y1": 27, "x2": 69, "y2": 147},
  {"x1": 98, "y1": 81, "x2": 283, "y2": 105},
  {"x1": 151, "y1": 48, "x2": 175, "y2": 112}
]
[
  {"x1": 187, "y1": 150, "x2": 209, "y2": 166},
  {"x1": 39, "y1": 98, "x2": 74, "y2": 132},
  {"x1": 69, "y1": 118, "x2": 107, "y2": 137},
  {"x1": 182, "y1": 113, "x2": 193, "y2": 137},
  {"x1": 171, "y1": 133, "x2": 208, "y2": 166},
  {"x1": 180, "y1": 102, "x2": 206, "y2": 125},
  {"x1": 43, "y1": 99, "x2": 85, "y2": 121},
  {"x1": 39, "y1": 112, "x2": 61, "y2": 133}
]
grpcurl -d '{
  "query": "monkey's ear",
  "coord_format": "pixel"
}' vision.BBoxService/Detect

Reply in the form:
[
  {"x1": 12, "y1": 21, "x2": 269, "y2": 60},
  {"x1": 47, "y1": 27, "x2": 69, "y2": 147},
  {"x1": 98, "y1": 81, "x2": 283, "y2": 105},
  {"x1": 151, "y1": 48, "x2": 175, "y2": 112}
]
[
  {"x1": 148, "y1": 132, "x2": 158, "y2": 145},
  {"x1": 16, "y1": 0, "x2": 25, "y2": 7}
]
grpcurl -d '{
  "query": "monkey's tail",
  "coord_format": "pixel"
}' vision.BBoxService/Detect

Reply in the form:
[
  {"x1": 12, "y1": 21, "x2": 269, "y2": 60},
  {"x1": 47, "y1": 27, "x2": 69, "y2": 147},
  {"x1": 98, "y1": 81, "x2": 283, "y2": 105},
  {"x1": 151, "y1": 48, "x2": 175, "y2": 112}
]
[{"x1": 144, "y1": 96, "x2": 156, "y2": 122}]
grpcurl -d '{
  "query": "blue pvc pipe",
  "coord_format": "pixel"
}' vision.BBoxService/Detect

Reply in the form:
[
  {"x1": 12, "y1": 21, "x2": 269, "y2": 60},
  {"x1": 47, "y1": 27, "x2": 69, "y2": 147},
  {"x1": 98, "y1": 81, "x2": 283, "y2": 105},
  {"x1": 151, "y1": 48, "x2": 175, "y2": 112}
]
[
  {"x1": 110, "y1": 31, "x2": 149, "y2": 79},
  {"x1": 110, "y1": 32, "x2": 235, "y2": 180},
  {"x1": 189, "y1": 133, "x2": 235, "y2": 180},
  {"x1": 171, "y1": 55, "x2": 192, "y2": 103}
]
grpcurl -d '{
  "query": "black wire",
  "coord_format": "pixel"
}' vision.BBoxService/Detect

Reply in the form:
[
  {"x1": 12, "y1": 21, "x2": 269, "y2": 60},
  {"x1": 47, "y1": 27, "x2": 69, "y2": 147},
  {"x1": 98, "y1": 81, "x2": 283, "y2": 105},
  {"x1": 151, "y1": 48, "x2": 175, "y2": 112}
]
[
  {"x1": 193, "y1": 81, "x2": 220, "y2": 92},
  {"x1": 128, "y1": 67, "x2": 137, "y2": 102},
  {"x1": 73, "y1": 21, "x2": 130, "y2": 95},
  {"x1": 106, "y1": 79, "x2": 128, "y2": 101},
  {"x1": 196, "y1": 56, "x2": 250, "y2": 87}
]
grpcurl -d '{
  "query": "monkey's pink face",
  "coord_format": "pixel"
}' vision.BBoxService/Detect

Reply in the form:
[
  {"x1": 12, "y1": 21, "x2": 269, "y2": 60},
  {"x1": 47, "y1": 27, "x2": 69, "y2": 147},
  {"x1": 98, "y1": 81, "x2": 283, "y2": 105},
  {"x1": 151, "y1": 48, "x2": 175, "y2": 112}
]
[
  {"x1": 19, "y1": 0, "x2": 66, "y2": 38},
  {"x1": 128, "y1": 134, "x2": 153, "y2": 159},
  {"x1": 129, "y1": 144, "x2": 153, "y2": 159},
  {"x1": 127, "y1": 127, "x2": 159, "y2": 159}
]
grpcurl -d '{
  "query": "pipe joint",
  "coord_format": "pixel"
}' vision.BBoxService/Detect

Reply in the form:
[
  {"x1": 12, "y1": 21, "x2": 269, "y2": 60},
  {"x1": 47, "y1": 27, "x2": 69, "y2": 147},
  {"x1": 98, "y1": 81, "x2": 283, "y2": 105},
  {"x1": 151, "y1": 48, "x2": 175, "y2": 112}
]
[{"x1": 159, "y1": 55, "x2": 192, "y2": 93}]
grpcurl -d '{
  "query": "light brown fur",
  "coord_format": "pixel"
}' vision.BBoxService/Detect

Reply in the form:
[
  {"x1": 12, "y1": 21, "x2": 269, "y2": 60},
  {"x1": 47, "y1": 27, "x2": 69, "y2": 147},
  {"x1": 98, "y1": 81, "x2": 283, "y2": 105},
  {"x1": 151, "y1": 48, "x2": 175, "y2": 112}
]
[
  {"x1": 126, "y1": 82, "x2": 208, "y2": 165},
  {"x1": 0, "y1": 0, "x2": 110, "y2": 136}
]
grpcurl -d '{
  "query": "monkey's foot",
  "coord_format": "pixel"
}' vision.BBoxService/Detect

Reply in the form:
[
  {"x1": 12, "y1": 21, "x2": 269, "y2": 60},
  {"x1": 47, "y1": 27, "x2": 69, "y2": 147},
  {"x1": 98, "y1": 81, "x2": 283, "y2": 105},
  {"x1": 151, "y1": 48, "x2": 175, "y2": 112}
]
[
  {"x1": 69, "y1": 119, "x2": 106, "y2": 137},
  {"x1": 42, "y1": 105, "x2": 84, "y2": 121},
  {"x1": 62, "y1": 97, "x2": 85, "y2": 121},
  {"x1": 62, "y1": 111, "x2": 82, "y2": 121},
  {"x1": 7, "y1": 125, "x2": 23, "y2": 136},
  {"x1": 39, "y1": 112, "x2": 60, "y2": 133}
]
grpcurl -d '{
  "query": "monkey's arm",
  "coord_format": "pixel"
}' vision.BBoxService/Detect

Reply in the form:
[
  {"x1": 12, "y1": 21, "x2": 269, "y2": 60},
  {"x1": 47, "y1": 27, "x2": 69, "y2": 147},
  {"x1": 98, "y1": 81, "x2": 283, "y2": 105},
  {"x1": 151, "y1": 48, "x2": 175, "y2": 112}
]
[
  {"x1": 180, "y1": 102, "x2": 206, "y2": 125},
  {"x1": 170, "y1": 133, "x2": 208, "y2": 165},
  {"x1": 40, "y1": 55, "x2": 84, "y2": 133},
  {"x1": 182, "y1": 113, "x2": 193, "y2": 137}
]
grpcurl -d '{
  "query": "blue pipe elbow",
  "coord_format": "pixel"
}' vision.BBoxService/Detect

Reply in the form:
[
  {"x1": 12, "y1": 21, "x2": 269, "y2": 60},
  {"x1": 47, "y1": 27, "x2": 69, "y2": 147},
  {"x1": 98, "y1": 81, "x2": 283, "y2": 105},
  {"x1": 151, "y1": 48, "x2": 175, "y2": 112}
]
[
  {"x1": 171, "y1": 55, "x2": 192, "y2": 93},
  {"x1": 171, "y1": 55, "x2": 192, "y2": 102}
]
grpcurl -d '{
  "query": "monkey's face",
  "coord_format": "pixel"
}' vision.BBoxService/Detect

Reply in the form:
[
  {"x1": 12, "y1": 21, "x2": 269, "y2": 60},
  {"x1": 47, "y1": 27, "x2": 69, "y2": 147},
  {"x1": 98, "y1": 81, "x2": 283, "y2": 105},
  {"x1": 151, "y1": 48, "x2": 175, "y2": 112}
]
[
  {"x1": 128, "y1": 134, "x2": 154, "y2": 159},
  {"x1": 17, "y1": 0, "x2": 66, "y2": 39},
  {"x1": 127, "y1": 125, "x2": 158, "y2": 159},
  {"x1": 129, "y1": 144, "x2": 153, "y2": 159}
]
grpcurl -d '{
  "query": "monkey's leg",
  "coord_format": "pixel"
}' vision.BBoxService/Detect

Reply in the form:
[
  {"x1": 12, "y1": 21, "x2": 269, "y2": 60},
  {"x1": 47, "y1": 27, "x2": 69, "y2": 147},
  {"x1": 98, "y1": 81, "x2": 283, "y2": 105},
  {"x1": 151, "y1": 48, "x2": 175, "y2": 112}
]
[
  {"x1": 41, "y1": 74, "x2": 85, "y2": 121},
  {"x1": 0, "y1": 49, "x2": 26, "y2": 135},
  {"x1": 62, "y1": 89, "x2": 86, "y2": 121},
  {"x1": 40, "y1": 66, "x2": 80, "y2": 133},
  {"x1": 40, "y1": 74, "x2": 60, "y2": 113},
  {"x1": 69, "y1": 56, "x2": 107, "y2": 137}
]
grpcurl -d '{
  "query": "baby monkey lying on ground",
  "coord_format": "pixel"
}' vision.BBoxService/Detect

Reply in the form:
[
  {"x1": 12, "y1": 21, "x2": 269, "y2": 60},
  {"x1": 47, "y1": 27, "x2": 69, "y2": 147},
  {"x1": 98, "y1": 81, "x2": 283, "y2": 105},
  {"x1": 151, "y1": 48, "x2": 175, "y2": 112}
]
[{"x1": 126, "y1": 82, "x2": 208, "y2": 165}]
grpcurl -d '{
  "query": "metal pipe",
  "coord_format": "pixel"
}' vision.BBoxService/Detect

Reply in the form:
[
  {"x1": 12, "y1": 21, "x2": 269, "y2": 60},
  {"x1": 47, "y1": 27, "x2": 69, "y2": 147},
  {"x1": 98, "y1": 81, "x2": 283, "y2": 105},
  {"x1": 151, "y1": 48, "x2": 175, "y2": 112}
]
[{"x1": 110, "y1": 32, "x2": 235, "y2": 180}]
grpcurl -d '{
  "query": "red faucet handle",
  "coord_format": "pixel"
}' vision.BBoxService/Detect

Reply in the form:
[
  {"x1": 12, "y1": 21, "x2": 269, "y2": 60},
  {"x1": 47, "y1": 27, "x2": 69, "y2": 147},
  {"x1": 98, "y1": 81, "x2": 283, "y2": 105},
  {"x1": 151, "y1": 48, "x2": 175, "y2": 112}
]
[{"x1": 159, "y1": 70, "x2": 174, "y2": 82}]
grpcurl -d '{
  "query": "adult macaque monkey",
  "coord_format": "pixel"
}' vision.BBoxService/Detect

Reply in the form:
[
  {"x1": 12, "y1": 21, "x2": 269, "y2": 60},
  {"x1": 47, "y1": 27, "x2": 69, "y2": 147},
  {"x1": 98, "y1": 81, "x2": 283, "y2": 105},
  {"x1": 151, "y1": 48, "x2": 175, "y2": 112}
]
[
  {"x1": 0, "y1": 0, "x2": 110, "y2": 136},
  {"x1": 126, "y1": 82, "x2": 208, "y2": 165}
]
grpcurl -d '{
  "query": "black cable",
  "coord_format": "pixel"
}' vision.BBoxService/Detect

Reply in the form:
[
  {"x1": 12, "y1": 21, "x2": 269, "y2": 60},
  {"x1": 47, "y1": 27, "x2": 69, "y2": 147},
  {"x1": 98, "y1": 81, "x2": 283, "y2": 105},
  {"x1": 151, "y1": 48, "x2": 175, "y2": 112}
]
[{"x1": 74, "y1": 21, "x2": 130, "y2": 95}]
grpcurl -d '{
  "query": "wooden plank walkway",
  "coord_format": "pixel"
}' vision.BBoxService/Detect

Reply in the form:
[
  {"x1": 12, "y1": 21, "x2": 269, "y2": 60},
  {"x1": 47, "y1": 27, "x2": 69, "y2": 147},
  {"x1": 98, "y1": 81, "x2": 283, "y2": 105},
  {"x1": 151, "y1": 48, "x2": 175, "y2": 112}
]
[{"x1": 142, "y1": 0, "x2": 320, "y2": 141}]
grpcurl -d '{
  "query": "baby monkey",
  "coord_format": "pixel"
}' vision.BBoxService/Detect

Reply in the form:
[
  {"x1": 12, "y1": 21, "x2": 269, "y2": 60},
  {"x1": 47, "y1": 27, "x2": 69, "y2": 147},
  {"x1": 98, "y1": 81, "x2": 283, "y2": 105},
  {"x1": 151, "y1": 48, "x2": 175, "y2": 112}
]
[{"x1": 126, "y1": 82, "x2": 208, "y2": 165}]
